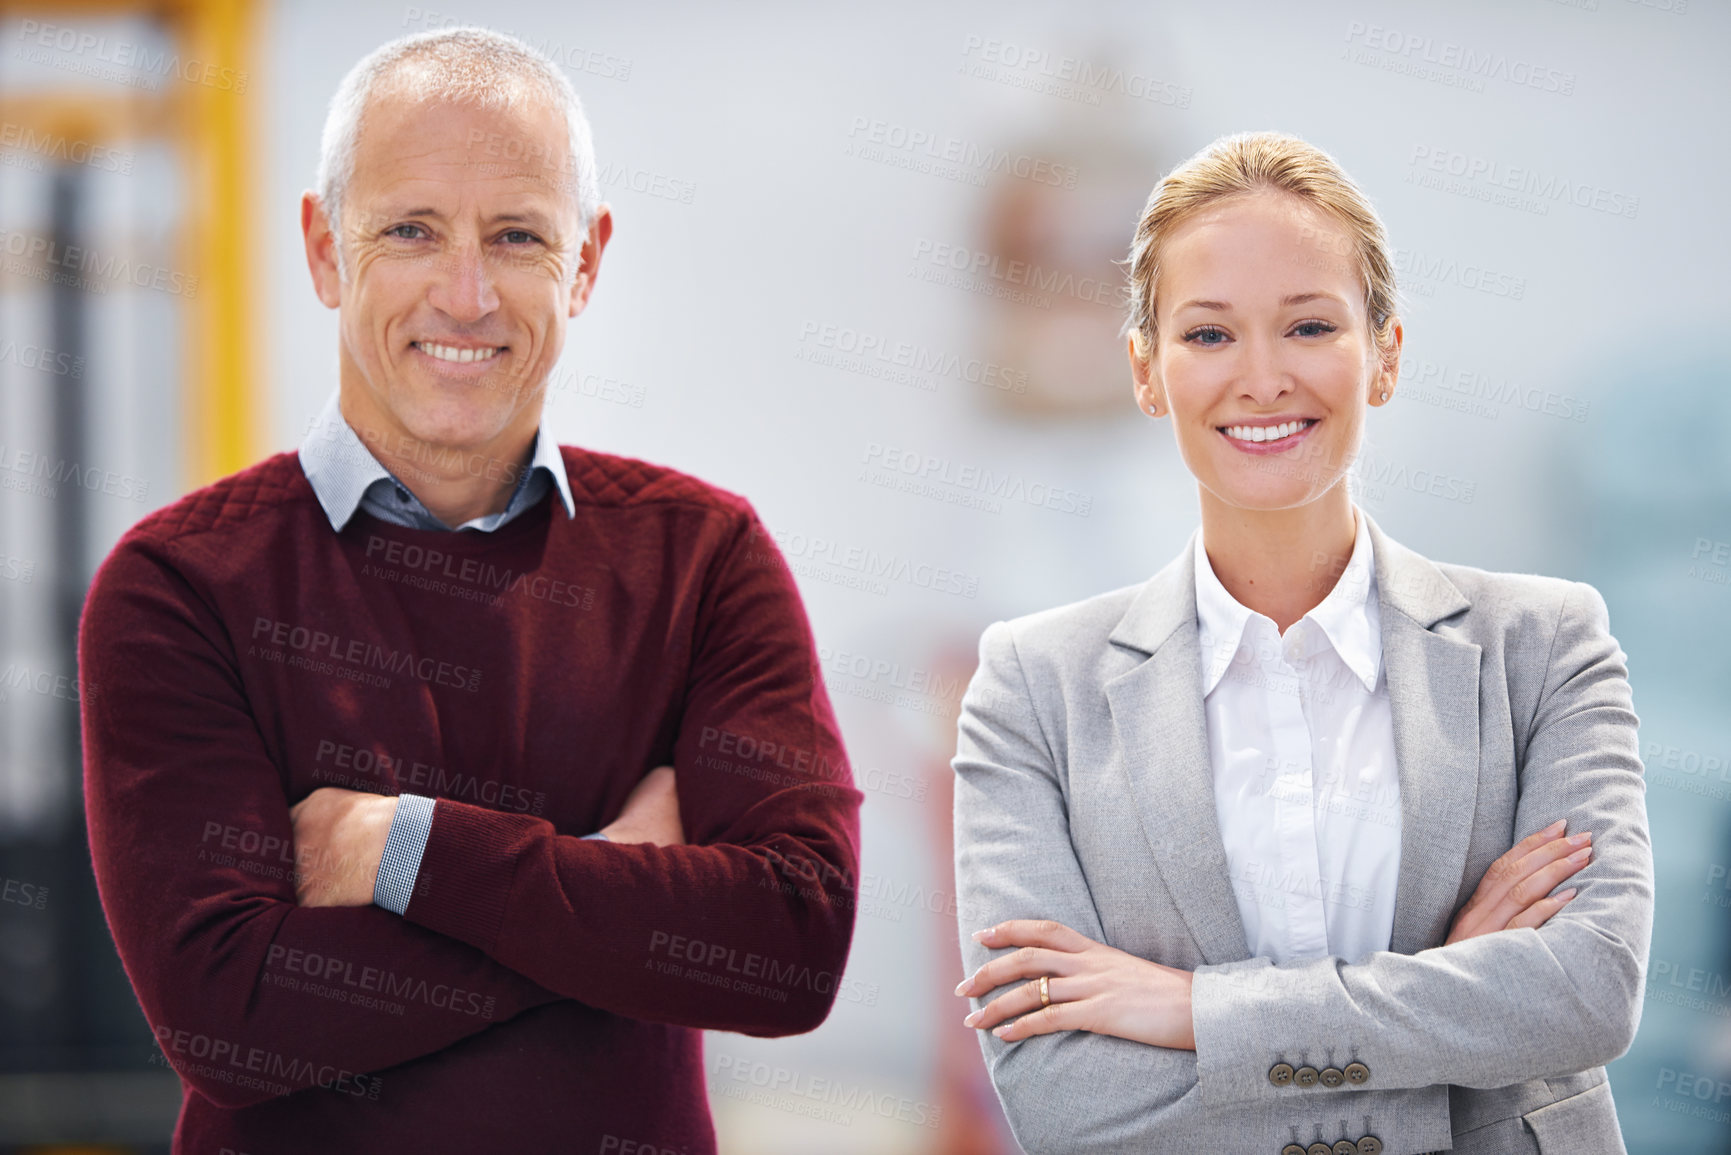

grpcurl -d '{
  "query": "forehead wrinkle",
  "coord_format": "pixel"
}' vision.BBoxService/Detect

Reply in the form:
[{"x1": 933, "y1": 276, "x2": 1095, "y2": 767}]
[
  {"x1": 348, "y1": 88, "x2": 579, "y2": 222},
  {"x1": 356, "y1": 103, "x2": 569, "y2": 173},
  {"x1": 355, "y1": 164, "x2": 575, "y2": 234},
  {"x1": 365, "y1": 176, "x2": 569, "y2": 224}
]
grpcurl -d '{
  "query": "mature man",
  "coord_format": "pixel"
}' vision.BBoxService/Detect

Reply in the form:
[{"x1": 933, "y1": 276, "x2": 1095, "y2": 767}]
[{"x1": 79, "y1": 27, "x2": 861, "y2": 1154}]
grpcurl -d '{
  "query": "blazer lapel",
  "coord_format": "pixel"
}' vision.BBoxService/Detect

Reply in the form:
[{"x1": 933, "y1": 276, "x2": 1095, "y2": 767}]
[
  {"x1": 1103, "y1": 512, "x2": 1481, "y2": 965},
  {"x1": 1105, "y1": 528, "x2": 1250, "y2": 965}
]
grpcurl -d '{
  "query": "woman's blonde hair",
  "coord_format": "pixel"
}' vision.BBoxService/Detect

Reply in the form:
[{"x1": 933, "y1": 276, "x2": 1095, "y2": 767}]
[{"x1": 1123, "y1": 130, "x2": 1400, "y2": 369}]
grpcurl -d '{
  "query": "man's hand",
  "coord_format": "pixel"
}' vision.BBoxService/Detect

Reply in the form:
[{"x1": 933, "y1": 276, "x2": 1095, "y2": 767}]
[
  {"x1": 599, "y1": 765, "x2": 684, "y2": 846},
  {"x1": 288, "y1": 787, "x2": 398, "y2": 907}
]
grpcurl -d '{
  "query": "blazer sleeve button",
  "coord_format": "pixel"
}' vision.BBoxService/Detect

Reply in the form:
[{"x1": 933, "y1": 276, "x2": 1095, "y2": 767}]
[
  {"x1": 1343, "y1": 1061, "x2": 1370, "y2": 1085},
  {"x1": 1332, "y1": 1142, "x2": 1358, "y2": 1155},
  {"x1": 1307, "y1": 1144, "x2": 1333, "y2": 1155},
  {"x1": 1268, "y1": 1062, "x2": 1295, "y2": 1087},
  {"x1": 1294, "y1": 1065, "x2": 1320, "y2": 1087},
  {"x1": 1282, "y1": 1146, "x2": 1307, "y2": 1155},
  {"x1": 1320, "y1": 1066, "x2": 1345, "y2": 1087},
  {"x1": 1356, "y1": 1136, "x2": 1384, "y2": 1155}
]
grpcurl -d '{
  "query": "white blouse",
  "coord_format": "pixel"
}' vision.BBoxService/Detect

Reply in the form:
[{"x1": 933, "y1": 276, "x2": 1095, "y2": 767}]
[{"x1": 1193, "y1": 503, "x2": 1402, "y2": 966}]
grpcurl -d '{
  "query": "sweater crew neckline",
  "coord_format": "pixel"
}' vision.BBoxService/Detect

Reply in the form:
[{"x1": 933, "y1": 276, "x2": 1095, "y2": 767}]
[{"x1": 342, "y1": 489, "x2": 557, "y2": 551}]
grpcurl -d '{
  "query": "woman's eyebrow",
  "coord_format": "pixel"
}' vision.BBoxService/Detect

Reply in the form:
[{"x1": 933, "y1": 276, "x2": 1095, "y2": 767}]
[{"x1": 1175, "y1": 291, "x2": 1345, "y2": 311}]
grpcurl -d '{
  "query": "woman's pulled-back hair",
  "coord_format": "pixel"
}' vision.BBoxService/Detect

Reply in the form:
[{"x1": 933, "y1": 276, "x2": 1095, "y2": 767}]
[{"x1": 1123, "y1": 130, "x2": 1400, "y2": 369}]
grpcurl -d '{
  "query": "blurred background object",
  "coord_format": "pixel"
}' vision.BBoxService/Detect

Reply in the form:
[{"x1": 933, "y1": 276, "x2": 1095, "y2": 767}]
[
  {"x1": 1, "y1": 0, "x2": 1726, "y2": 1151},
  {"x1": 2, "y1": 0, "x2": 253, "y2": 1148}
]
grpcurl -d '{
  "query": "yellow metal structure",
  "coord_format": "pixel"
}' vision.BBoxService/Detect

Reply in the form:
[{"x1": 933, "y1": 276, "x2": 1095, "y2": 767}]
[{"x1": 1, "y1": 0, "x2": 259, "y2": 491}]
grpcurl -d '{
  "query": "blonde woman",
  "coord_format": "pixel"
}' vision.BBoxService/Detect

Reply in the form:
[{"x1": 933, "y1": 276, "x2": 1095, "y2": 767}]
[{"x1": 951, "y1": 132, "x2": 1651, "y2": 1155}]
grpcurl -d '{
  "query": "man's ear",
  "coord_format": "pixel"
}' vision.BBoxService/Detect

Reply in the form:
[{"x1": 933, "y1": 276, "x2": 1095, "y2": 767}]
[
  {"x1": 301, "y1": 191, "x2": 342, "y2": 310},
  {"x1": 568, "y1": 203, "x2": 614, "y2": 318}
]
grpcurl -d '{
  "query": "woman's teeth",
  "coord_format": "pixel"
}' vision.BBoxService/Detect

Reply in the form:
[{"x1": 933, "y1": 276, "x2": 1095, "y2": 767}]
[
  {"x1": 1221, "y1": 419, "x2": 1316, "y2": 442},
  {"x1": 416, "y1": 342, "x2": 501, "y2": 363}
]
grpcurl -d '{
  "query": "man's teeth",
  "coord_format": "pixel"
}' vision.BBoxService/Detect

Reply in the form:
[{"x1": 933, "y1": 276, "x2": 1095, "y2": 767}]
[
  {"x1": 417, "y1": 342, "x2": 501, "y2": 364},
  {"x1": 1222, "y1": 419, "x2": 1315, "y2": 442}
]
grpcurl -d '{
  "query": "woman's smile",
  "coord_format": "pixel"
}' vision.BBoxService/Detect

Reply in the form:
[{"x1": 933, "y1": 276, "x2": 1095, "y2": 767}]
[{"x1": 1217, "y1": 416, "x2": 1320, "y2": 455}]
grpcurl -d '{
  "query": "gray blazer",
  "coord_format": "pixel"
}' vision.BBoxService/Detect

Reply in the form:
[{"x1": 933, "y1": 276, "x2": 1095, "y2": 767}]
[{"x1": 953, "y1": 509, "x2": 1652, "y2": 1155}]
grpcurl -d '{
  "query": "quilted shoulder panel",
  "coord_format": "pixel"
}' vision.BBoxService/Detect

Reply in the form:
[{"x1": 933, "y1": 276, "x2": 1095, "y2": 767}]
[
  {"x1": 133, "y1": 452, "x2": 314, "y2": 543},
  {"x1": 559, "y1": 445, "x2": 752, "y2": 518}
]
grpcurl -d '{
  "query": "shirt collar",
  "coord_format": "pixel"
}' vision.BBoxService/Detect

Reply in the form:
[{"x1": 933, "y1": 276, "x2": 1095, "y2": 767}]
[
  {"x1": 297, "y1": 388, "x2": 575, "y2": 532},
  {"x1": 1193, "y1": 501, "x2": 1382, "y2": 697}
]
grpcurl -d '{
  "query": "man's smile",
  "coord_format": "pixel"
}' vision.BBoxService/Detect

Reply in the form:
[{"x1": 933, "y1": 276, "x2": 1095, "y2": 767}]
[{"x1": 411, "y1": 340, "x2": 506, "y2": 364}]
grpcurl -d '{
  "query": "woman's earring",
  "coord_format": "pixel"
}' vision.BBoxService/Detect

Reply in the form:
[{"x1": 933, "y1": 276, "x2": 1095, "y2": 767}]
[{"x1": 1379, "y1": 391, "x2": 1389, "y2": 400}]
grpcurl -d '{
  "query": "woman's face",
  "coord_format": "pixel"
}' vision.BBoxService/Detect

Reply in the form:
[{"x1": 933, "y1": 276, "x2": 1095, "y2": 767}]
[{"x1": 1130, "y1": 190, "x2": 1400, "y2": 513}]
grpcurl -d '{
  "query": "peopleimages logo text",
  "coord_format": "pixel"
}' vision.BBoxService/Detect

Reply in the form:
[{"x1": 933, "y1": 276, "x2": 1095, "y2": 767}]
[
  {"x1": 1407, "y1": 145, "x2": 1639, "y2": 219},
  {"x1": 249, "y1": 617, "x2": 482, "y2": 692},
  {"x1": 15, "y1": 20, "x2": 248, "y2": 91}
]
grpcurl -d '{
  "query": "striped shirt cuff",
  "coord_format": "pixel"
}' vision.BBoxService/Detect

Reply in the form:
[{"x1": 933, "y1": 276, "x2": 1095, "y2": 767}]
[{"x1": 373, "y1": 793, "x2": 436, "y2": 915}]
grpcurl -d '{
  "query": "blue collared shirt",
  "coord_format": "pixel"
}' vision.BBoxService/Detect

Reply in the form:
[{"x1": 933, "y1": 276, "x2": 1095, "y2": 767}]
[
  {"x1": 295, "y1": 389, "x2": 602, "y2": 917},
  {"x1": 298, "y1": 388, "x2": 577, "y2": 534}
]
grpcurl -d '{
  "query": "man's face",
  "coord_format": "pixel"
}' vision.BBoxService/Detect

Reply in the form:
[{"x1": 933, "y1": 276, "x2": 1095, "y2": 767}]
[{"x1": 308, "y1": 90, "x2": 605, "y2": 457}]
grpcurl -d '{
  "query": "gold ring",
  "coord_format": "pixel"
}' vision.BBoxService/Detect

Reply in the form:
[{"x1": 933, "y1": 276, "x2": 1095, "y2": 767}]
[{"x1": 1039, "y1": 975, "x2": 1050, "y2": 1008}]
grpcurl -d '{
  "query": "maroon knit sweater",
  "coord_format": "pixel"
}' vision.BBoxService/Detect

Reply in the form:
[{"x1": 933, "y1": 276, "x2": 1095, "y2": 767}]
[{"x1": 78, "y1": 448, "x2": 863, "y2": 1155}]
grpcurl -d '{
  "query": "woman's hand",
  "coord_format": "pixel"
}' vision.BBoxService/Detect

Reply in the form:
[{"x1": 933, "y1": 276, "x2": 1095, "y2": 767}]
[
  {"x1": 955, "y1": 920, "x2": 1196, "y2": 1050},
  {"x1": 1446, "y1": 818, "x2": 1590, "y2": 944}
]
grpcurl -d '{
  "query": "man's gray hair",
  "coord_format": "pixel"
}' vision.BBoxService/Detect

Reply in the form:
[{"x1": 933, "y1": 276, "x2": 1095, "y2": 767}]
[{"x1": 315, "y1": 26, "x2": 600, "y2": 279}]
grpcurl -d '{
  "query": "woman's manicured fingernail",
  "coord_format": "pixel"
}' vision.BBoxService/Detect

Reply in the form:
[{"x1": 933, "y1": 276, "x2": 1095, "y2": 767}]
[
  {"x1": 992, "y1": 1025, "x2": 1009, "y2": 1038},
  {"x1": 954, "y1": 978, "x2": 972, "y2": 996},
  {"x1": 1569, "y1": 831, "x2": 1591, "y2": 845},
  {"x1": 1558, "y1": 888, "x2": 1578, "y2": 901},
  {"x1": 963, "y1": 1010, "x2": 981, "y2": 1027},
  {"x1": 1545, "y1": 819, "x2": 1566, "y2": 833},
  {"x1": 972, "y1": 928, "x2": 993, "y2": 943},
  {"x1": 1569, "y1": 847, "x2": 1591, "y2": 863}
]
